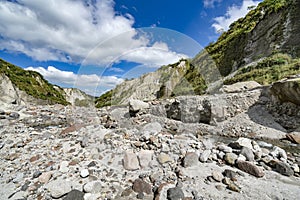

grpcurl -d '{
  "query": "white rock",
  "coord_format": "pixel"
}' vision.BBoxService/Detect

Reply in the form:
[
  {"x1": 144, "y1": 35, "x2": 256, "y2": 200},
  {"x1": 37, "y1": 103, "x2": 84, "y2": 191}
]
[
  {"x1": 199, "y1": 150, "x2": 211, "y2": 162},
  {"x1": 129, "y1": 99, "x2": 149, "y2": 112},
  {"x1": 83, "y1": 181, "x2": 102, "y2": 193},
  {"x1": 138, "y1": 150, "x2": 153, "y2": 168},
  {"x1": 46, "y1": 179, "x2": 72, "y2": 198},
  {"x1": 59, "y1": 161, "x2": 69, "y2": 173},
  {"x1": 271, "y1": 146, "x2": 287, "y2": 160},
  {"x1": 123, "y1": 151, "x2": 140, "y2": 170},
  {"x1": 236, "y1": 137, "x2": 253, "y2": 150},
  {"x1": 80, "y1": 169, "x2": 89, "y2": 178}
]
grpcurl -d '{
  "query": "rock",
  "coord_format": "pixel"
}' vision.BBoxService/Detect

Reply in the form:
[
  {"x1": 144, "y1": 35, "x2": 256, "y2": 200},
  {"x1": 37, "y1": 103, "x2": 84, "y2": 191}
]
[
  {"x1": 212, "y1": 171, "x2": 223, "y2": 182},
  {"x1": 274, "y1": 161, "x2": 294, "y2": 176},
  {"x1": 141, "y1": 122, "x2": 162, "y2": 135},
  {"x1": 236, "y1": 160, "x2": 264, "y2": 177},
  {"x1": 129, "y1": 100, "x2": 149, "y2": 115},
  {"x1": 217, "y1": 145, "x2": 232, "y2": 153},
  {"x1": 138, "y1": 150, "x2": 153, "y2": 168},
  {"x1": 286, "y1": 132, "x2": 300, "y2": 144},
  {"x1": 224, "y1": 153, "x2": 238, "y2": 165},
  {"x1": 157, "y1": 153, "x2": 173, "y2": 164},
  {"x1": 46, "y1": 179, "x2": 73, "y2": 198},
  {"x1": 229, "y1": 138, "x2": 253, "y2": 150},
  {"x1": 220, "y1": 81, "x2": 261, "y2": 93},
  {"x1": 270, "y1": 146, "x2": 287, "y2": 160},
  {"x1": 227, "y1": 181, "x2": 241, "y2": 192},
  {"x1": 123, "y1": 151, "x2": 140, "y2": 170},
  {"x1": 167, "y1": 187, "x2": 184, "y2": 200},
  {"x1": 202, "y1": 139, "x2": 213, "y2": 150},
  {"x1": 0, "y1": 109, "x2": 5, "y2": 115},
  {"x1": 183, "y1": 152, "x2": 199, "y2": 167},
  {"x1": 223, "y1": 169, "x2": 238, "y2": 181},
  {"x1": 199, "y1": 150, "x2": 211, "y2": 162},
  {"x1": 32, "y1": 171, "x2": 42, "y2": 179},
  {"x1": 9, "y1": 112, "x2": 20, "y2": 119},
  {"x1": 269, "y1": 77, "x2": 300, "y2": 105},
  {"x1": 240, "y1": 147, "x2": 255, "y2": 161},
  {"x1": 132, "y1": 178, "x2": 152, "y2": 195},
  {"x1": 83, "y1": 181, "x2": 102, "y2": 193},
  {"x1": 59, "y1": 161, "x2": 69, "y2": 173},
  {"x1": 292, "y1": 164, "x2": 300, "y2": 173},
  {"x1": 80, "y1": 169, "x2": 89, "y2": 178},
  {"x1": 38, "y1": 172, "x2": 52, "y2": 183},
  {"x1": 63, "y1": 189, "x2": 84, "y2": 200}
]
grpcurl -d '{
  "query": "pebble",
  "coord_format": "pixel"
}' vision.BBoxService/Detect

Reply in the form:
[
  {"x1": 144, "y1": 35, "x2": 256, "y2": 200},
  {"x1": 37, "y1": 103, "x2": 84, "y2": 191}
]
[
  {"x1": 59, "y1": 161, "x2": 70, "y2": 173},
  {"x1": 138, "y1": 150, "x2": 153, "y2": 168},
  {"x1": 199, "y1": 150, "x2": 211, "y2": 162},
  {"x1": 218, "y1": 144, "x2": 232, "y2": 153},
  {"x1": 80, "y1": 169, "x2": 89, "y2": 178},
  {"x1": 212, "y1": 171, "x2": 223, "y2": 182},
  {"x1": 38, "y1": 172, "x2": 52, "y2": 183}
]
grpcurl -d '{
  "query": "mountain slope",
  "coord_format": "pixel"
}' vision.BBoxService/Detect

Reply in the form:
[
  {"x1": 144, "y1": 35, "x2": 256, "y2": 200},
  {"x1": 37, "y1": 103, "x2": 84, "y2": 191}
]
[
  {"x1": 0, "y1": 58, "x2": 94, "y2": 106},
  {"x1": 95, "y1": 0, "x2": 300, "y2": 107}
]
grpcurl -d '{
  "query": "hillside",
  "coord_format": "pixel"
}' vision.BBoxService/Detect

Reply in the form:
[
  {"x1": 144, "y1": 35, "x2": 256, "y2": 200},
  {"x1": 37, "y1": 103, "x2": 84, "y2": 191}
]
[
  {"x1": 0, "y1": 58, "x2": 94, "y2": 106},
  {"x1": 96, "y1": 0, "x2": 300, "y2": 107}
]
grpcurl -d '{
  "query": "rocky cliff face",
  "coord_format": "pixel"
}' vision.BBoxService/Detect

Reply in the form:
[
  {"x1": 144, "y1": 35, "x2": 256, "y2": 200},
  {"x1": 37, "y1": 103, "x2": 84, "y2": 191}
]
[
  {"x1": 206, "y1": 0, "x2": 300, "y2": 76},
  {"x1": 63, "y1": 88, "x2": 94, "y2": 107}
]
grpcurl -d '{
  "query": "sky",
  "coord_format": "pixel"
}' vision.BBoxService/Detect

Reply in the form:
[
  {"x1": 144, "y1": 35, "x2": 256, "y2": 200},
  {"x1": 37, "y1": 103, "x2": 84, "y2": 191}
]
[{"x1": 0, "y1": 0, "x2": 262, "y2": 96}]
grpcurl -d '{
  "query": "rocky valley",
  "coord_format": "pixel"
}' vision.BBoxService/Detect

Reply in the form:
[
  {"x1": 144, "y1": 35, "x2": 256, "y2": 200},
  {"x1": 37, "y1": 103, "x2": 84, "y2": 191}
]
[{"x1": 1, "y1": 0, "x2": 300, "y2": 199}]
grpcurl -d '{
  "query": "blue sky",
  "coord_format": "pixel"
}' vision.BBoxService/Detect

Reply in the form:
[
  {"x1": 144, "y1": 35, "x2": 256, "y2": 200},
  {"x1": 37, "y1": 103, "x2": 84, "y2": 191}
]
[{"x1": 0, "y1": 0, "x2": 261, "y2": 96}]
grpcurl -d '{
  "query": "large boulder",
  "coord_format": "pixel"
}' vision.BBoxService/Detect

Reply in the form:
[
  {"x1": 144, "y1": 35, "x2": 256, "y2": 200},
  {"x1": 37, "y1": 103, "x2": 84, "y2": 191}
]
[{"x1": 270, "y1": 77, "x2": 300, "y2": 105}]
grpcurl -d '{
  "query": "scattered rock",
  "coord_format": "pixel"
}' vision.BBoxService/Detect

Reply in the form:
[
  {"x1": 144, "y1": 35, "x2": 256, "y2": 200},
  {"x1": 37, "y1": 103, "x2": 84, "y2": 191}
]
[
  {"x1": 83, "y1": 181, "x2": 102, "y2": 193},
  {"x1": 80, "y1": 169, "x2": 89, "y2": 178},
  {"x1": 224, "y1": 153, "x2": 238, "y2": 165},
  {"x1": 129, "y1": 100, "x2": 149, "y2": 116},
  {"x1": 38, "y1": 172, "x2": 52, "y2": 183},
  {"x1": 270, "y1": 146, "x2": 287, "y2": 160},
  {"x1": 59, "y1": 161, "x2": 70, "y2": 173},
  {"x1": 218, "y1": 145, "x2": 232, "y2": 153},
  {"x1": 274, "y1": 161, "x2": 294, "y2": 176},
  {"x1": 212, "y1": 171, "x2": 223, "y2": 182},
  {"x1": 240, "y1": 147, "x2": 255, "y2": 161},
  {"x1": 286, "y1": 132, "x2": 300, "y2": 144},
  {"x1": 227, "y1": 181, "x2": 241, "y2": 192},
  {"x1": 236, "y1": 160, "x2": 264, "y2": 177},
  {"x1": 167, "y1": 187, "x2": 184, "y2": 200},
  {"x1": 183, "y1": 152, "x2": 199, "y2": 167},
  {"x1": 63, "y1": 189, "x2": 84, "y2": 200},
  {"x1": 123, "y1": 151, "x2": 140, "y2": 170},
  {"x1": 46, "y1": 179, "x2": 73, "y2": 198},
  {"x1": 199, "y1": 150, "x2": 211, "y2": 162},
  {"x1": 223, "y1": 169, "x2": 238, "y2": 181},
  {"x1": 132, "y1": 178, "x2": 152, "y2": 195},
  {"x1": 157, "y1": 153, "x2": 173, "y2": 164},
  {"x1": 229, "y1": 138, "x2": 253, "y2": 150},
  {"x1": 138, "y1": 150, "x2": 153, "y2": 168}
]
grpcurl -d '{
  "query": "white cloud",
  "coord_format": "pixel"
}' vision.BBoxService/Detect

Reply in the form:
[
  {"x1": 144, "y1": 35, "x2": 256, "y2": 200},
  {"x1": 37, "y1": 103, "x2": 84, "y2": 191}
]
[
  {"x1": 204, "y1": 0, "x2": 223, "y2": 8},
  {"x1": 25, "y1": 66, "x2": 123, "y2": 96},
  {"x1": 212, "y1": 0, "x2": 261, "y2": 33},
  {"x1": 0, "y1": 0, "x2": 184, "y2": 67}
]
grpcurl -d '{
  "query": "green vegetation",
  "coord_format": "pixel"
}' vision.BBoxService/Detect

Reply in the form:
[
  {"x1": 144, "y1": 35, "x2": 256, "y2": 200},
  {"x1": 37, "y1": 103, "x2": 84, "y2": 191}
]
[
  {"x1": 205, "y1": 0, "x2": 290, "y2": 76},
  {"x1": 171, "y1": 62, "x2": 207, "y2": 96},
  {"x1": 95, "y1": 89, "x2": 114, "y2": 108},
  {"x1": 224, "y1": 53, "x2": 300, "y2": 85},
  {"x1": 0, "y1": 58, "x2": 69, "y2": 105}
]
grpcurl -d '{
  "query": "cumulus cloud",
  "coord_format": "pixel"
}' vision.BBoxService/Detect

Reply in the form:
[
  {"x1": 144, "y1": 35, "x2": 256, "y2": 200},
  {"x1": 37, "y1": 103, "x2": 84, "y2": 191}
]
[
  {"x1": 26, "y1": 66, "x2": 123, "y2": 96},
  {"x1": 0, "y1": 0, "x2": 184, "y2": 66},
  {"x1": 212, "y1": 0, "x2": 261, "y2": 33},
  {"x1": 203, "y1": 0, "x2": 223, "y2": 8}
]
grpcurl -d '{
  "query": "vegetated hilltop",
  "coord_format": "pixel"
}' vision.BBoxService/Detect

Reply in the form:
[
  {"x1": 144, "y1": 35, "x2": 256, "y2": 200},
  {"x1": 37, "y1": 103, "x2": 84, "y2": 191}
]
[
  {"x1": 0, "y1": 58, "x2": 94, "y2": 106},
  {"x1": 95, "y1": 0, "x2": 300, "y2": 108}
]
